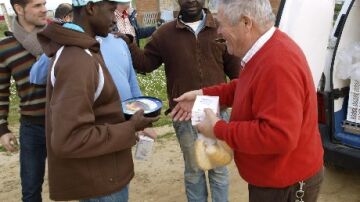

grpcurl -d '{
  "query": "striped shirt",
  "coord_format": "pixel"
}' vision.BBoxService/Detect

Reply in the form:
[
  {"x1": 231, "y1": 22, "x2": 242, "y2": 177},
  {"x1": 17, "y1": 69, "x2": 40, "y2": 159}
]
[{"x1": 0, "y1": 36, "x2": 46, "y2": 135}]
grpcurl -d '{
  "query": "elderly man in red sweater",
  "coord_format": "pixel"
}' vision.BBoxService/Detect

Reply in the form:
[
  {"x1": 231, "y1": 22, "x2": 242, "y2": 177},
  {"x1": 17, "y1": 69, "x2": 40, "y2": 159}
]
[{"x1": 171, "y1": 0, "x2": 324, "y2": 201}]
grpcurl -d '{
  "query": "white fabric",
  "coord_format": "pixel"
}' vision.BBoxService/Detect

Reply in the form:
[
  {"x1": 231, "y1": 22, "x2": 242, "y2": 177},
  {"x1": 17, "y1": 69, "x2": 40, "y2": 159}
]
[
  {"x1": 278, "y1": 0, "x2": 334, "y2": 88},
  {"x1": 50, "y1": 46, "x2": 104, "y2": 102},
  {"x1": 184, "y1": 20, "x2": 202, "y2": 33},
  {"x1": 50, "y1": 46, "x2": 65, "y2": 88},
  {"x1": 241, "y1": 26, "x2": 276, "y2": 67},
  {"x1": 94, "y1": 63, "x2": 104, "y2": 101}
]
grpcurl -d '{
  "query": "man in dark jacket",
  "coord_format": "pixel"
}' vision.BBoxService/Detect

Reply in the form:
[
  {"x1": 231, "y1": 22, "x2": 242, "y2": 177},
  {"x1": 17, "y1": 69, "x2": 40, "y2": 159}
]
[
  {"x1": 37, "y1": 0, "x2": 158, "y2": 201},
  {"x1": 127, "y1": 0, "x2": 241, "y2": 201}
]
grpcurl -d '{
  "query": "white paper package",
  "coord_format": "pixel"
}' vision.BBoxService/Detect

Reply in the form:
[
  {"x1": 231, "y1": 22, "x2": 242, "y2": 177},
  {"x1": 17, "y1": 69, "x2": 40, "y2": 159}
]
[{"x1": 135, "y1": 135, "x2": 154, "y2": 160}]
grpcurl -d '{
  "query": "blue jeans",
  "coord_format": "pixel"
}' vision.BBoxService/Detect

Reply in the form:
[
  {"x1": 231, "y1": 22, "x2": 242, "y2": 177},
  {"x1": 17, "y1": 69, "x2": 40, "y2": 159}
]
[
  {"x1": 19, "y1": 120, "x2": 47, "y2": 202},
  {"x1": 80, "y1": 186, "x2": 129, "y2": 202},
  {"x1": 173, "y1": 111, "x2": 230, "y2": 202}
]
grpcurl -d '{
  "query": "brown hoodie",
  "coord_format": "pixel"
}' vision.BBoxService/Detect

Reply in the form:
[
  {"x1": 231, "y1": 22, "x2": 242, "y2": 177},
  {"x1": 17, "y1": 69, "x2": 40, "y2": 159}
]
[{"x1": 38, "y1": 23, "x2": 137, "y2": 201}]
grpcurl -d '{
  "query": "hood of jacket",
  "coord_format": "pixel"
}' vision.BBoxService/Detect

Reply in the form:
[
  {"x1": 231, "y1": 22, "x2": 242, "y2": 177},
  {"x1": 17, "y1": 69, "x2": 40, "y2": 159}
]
[{"x1": 37, "y1": 23, "x2": 100, "y2": 57}]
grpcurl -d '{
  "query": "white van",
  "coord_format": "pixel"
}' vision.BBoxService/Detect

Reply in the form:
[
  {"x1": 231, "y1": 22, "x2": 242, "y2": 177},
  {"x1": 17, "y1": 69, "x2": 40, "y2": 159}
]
[
  {"x1": 319, "y1": 0, "x2": 360, "y2": 168},
  {"x1": 275, "y1": 0, "x2": 360, "y2": 169}
]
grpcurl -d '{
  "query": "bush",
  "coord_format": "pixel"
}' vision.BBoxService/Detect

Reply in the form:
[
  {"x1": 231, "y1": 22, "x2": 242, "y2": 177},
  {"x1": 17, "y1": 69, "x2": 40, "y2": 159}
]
[{"x1": 0, "y1": 21, "x2": 8, "y2": 38}]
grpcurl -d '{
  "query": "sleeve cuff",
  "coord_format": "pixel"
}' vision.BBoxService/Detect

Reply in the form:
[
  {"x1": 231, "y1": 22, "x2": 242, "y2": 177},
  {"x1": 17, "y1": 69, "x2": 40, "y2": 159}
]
[
  {"x1": 202, "y1": 87, "x2": 211, "y2": 95},
  {"x1": 214, "y1": 120, "x2": 227, "y2": 140},
  {"x1": 0, "y1": 123, "x2": 11, "y2": 137},
  {"x1": 202, "y1": 87, "x2": 218, "y2": 97}
]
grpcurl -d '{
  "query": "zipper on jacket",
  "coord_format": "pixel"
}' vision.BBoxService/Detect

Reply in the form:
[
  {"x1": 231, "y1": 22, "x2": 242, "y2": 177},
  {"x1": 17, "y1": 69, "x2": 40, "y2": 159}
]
[
  {"x1": 196, "y1": 25, "x2": 207, "y2": 87},
  {"x1": 183, "y1": 22, "x2": 207, "y2": 87}
]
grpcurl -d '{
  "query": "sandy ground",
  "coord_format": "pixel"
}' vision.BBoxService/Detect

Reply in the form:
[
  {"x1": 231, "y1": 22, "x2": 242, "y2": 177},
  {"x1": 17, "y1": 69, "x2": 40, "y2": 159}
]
[{"x1": 1, "y1": 125, "x2": 360, "y2": 202}]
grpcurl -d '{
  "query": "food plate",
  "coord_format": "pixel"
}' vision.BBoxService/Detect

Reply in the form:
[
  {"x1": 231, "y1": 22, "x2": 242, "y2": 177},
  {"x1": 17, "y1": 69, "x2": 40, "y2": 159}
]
[{"x1": 122, "y1": 96, "x2": 163, "y2": 120}]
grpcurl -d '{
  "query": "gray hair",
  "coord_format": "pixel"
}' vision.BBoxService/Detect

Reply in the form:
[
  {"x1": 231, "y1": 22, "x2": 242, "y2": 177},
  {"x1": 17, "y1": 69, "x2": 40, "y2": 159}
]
[{"x1": 218, "y1": 0, "x2": 275, "y2": 28}]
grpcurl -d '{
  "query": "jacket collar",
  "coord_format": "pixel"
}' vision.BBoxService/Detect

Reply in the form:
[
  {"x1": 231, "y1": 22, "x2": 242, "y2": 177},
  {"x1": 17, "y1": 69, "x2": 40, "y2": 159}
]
[{"x1": 176, "y1": 8, "x2": 217, "y2": 30}]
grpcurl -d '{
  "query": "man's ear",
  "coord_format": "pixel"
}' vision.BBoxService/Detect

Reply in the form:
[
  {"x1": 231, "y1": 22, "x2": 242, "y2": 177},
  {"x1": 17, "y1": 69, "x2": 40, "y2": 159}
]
[
  {"x1": 242, "y1": 15, "x2": 253, "y2": 31},
  {"x1": 13, "y1": 4, "x2": 25, "y2": 16},
  {"x1": 84, "y1": 2, "x2": 97, "y2": 16}
]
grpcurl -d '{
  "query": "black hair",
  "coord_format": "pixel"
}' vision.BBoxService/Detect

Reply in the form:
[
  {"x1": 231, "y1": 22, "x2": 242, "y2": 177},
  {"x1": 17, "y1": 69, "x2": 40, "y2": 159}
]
[
  {"x1": 55, "y1": 3, "x2": 73, "y2": 19},
  {"x1": 72, "y1": 0, "x2": 117, "y2": 17},
  {"x1": 10, "y1": 0, "x2": 30, "y2": 15},
  {"x1": 10, "y1": 0, "x2": 29, "y2": 7}
]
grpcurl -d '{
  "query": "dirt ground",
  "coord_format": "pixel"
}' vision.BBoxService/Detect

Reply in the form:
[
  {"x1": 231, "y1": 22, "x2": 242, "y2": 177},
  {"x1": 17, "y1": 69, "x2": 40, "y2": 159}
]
[{"x1": 0, "y1": 125, "x2": 360, "y2": 202}]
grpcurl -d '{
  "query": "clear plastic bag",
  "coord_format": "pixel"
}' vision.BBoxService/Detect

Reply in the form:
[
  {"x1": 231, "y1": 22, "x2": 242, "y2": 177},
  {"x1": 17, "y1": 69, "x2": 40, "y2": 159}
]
[
  {"x1": 336, "y1": 42, "x2": 360, "y2": 80},
  {"x1": 194, "y1": 136, "x2": 233, "y2": 171}
]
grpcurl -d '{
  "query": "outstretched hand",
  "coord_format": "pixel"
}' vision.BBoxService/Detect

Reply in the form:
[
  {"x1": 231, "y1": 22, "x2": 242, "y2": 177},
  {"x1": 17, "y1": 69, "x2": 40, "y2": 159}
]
[
  {"x1": 130, "y1": 110, "x2": 160, "y2": 131},
  {"x1": 170, "y1": 90, "x2": 203, "y2": 121}
]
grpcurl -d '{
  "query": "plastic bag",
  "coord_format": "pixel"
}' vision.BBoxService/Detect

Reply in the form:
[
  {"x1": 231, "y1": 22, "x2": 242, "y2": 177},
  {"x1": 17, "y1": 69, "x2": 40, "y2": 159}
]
[
  {"x1": 336, "y1": 42, "x2": 360, "y2": 80},
  {"x1": 194, "y1": 136, "x2": 233, "y2": 171},
  {"x1": 191, "y1": 96, "x2": 233, "y2": 170}
]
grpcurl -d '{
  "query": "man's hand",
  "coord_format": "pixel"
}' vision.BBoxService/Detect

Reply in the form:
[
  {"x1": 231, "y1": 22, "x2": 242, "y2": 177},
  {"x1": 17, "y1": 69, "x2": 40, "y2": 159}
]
[
  {"x1": 130, "y1": 110, "x2": 160, "y2": 131},
  {"x1": 171, "y1": 90, "x2": 203, "y2": 121},
  {"x1": 112, "y1": 32, "x2": 134, "y2": 44},
  {"x1": 196, "y1": 108, "x2": 220, "y2": 139},
  {"x1": 140, "y1": 128, "x2": 158, "y2": 139},
  {"x1": 0, "y1": 133, "x2": 18, "y2": 152}
]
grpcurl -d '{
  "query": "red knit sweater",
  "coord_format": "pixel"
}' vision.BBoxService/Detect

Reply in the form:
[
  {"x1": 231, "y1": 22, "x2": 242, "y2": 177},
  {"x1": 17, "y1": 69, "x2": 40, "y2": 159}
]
[{"x1": 203, "y1": 29, "x2": 323, "y2": 188}]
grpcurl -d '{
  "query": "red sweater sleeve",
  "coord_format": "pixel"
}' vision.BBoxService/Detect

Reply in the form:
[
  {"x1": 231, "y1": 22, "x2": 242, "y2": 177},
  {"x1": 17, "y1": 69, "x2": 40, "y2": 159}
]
[
  {"x1": 214, "y1": 60, "x2": 308, "y2": 155},
  {"x1": 202, "y1": 79, "x2": 238, "y2": 107}
]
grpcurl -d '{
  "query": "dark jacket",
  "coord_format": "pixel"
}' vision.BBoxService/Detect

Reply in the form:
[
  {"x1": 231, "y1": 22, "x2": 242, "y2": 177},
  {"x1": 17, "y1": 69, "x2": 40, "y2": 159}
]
[
  {"x1": 38, "y1": 23, "x2": 137, "y2": 201},
  {"x1": 129, "y1": 10, "x2": 156, "y2": 46},
  {"x1": 129, "y1": 9, "x2": 240, "y2": 109}
]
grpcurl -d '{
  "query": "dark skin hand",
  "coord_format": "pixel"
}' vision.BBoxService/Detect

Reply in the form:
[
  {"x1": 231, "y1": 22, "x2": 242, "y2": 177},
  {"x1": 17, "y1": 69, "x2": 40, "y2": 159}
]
[
  {"x1": 130, "y1": 109, "x2": 160, "y2": 131},
  {"x1": 112, "y1": 31, "x2": 134, "y2": 44}
]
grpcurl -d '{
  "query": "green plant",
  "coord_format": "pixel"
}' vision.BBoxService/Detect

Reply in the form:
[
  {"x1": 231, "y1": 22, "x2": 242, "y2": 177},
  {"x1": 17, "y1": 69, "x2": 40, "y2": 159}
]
[
  {"x1": 158, "y1": 132, "x2": 174, "y2": 140},
  {"x1": 0, "y1": 21, "x2": 8, "y2": 38},
  {"x1": 8, "y1": 79, "x2": 20, "y2": 126},
  {"x1": 139, "y1": 38, "x2": 149, "y2": 49},
  {"x1": 334, "y1": 2, "x2": 344, "y2": 21}
]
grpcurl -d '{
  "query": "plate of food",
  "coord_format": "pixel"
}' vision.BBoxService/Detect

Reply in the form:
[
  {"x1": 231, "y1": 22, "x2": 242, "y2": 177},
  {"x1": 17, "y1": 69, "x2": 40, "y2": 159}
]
[{"x1": 122, "y1": 96, "x2": 163, "y2": 120}]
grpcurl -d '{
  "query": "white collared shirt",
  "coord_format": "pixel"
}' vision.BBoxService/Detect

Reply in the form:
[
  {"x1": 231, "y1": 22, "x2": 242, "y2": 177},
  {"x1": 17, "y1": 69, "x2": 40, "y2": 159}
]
[{"x1": 241, "y1": 27, "x2": 276, "y2": 67}]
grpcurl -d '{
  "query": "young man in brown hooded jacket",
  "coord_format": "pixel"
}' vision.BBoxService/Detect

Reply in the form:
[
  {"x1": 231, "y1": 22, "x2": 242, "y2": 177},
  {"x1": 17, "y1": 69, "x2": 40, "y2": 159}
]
[{"x1": 37, "y1": 0, "x2": 158, "y2": 201}]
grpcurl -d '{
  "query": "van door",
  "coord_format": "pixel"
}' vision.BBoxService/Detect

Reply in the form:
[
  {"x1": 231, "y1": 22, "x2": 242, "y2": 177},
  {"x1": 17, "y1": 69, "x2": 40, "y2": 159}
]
[
  {"x1": 275, "y1": 0, "x2": 335, "y2": 88},
  {"x1": 328, "y1": 0, "x2": 360, "y2": 149}
]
